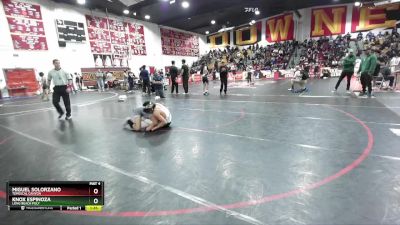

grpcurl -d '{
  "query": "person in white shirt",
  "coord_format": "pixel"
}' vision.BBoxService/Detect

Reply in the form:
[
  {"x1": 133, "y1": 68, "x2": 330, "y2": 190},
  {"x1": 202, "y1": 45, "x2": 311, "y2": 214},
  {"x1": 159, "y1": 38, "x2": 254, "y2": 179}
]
[
  {"x1": 288, "y1": 66, "x2": 308, "y2": 92},
  {"x1": 201, "y1": 63, "x2": 209, "y2": 95},
  {"x1": 106, "y1": 71, "x2": 113, "y2": 90},
  {"x1": 390, "y1": 54, "x2": 400, "y2": 74}
]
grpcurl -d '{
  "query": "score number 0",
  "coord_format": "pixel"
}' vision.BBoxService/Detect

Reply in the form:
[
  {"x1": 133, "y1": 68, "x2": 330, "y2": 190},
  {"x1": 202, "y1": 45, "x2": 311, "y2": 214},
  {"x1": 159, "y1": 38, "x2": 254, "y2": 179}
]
[{"x1": 92, "y1": 188, "x2": 99, "y2": 204}]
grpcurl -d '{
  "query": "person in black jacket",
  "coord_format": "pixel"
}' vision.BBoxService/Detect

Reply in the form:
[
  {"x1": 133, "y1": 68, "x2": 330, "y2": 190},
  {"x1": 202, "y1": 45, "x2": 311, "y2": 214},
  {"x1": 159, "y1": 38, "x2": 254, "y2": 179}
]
[
  {"x1": 219, "y1": 62, "x2": 228, "y2": 95},
  {"x1": 169, "y1": 61, "x2": 179, "y2": 94},
  {"x1": 140, "y1": 65, "x2": 151, "y2": 96},
  {"x1": 180, "y1": 59, "x2": 190, "y2": 94}
]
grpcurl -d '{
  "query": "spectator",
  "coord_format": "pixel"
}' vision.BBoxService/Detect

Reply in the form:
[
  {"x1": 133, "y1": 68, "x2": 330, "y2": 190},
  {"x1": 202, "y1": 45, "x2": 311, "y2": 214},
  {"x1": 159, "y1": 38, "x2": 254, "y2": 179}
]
[
  {"x1": 96, "y1": 69, "x2": 104, "y2": 92},
  {"x1": 75, "y1": 72, "x2": 82, "y2": 91},
  {"x1": 288, "y1": 66, "x2": 308, "y2": 92},
  {"x1": 180, "y1": 59, "x2": 190, "y2": 94},
  {"x1": 200, "y1": 63, "x2": 209, "y2": 95},
  {"x1": 333, "y1": 49, "x2": 356, "y2": 93},
  {"x1": 219, "y1": 61, "x2": 228, "y2": 95},
  {"x1": 169, "y1": 61, "x2": 179, "y2": 94},
  {"x1": 39, "y1": 72, "x2": 49, "y2": 101},
  {"x1": 152, "y1": 69, "x2": 165, "y2": 99},
  {"x1": 140, "y1": 65, "x2": 151, "y2": 96},
  {"x1": 127, "y1": 70, "x2": 134, "y2": 92},
  {"x1": 380, "y1": 60, "x2": 395, "y2": 89},
  {"x1": 358, "y1": 47, "x2": 377, "y2": 98}
]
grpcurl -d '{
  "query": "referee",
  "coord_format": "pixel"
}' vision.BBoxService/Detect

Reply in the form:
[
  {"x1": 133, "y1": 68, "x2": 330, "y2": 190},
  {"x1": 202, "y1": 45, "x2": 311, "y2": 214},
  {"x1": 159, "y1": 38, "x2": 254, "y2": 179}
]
[{"x1": 48, "y1": 59, "x2": 72, "y2": 120}]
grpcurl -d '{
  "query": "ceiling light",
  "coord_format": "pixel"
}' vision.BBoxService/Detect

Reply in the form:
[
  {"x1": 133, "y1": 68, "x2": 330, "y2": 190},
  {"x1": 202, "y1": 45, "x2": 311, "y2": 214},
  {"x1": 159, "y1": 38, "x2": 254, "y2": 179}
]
[
  {"x1": 169, "y1": 0, "x2": 175, "y2": 4},
  {"x1": 375, "y1": 0, "x2": 400, "y2": 6},
  {"x1": 77, "y1": 0, "x2": 85, "y2": 4},
  {"x1": 251, "y1": 20, "x2": 256, "y2": 24},
  {"x1": 123, "y1": 9, "x2": 129, "y2": 14},
  {"x1": 249, "y1": 22, "x2": 252, "y2": 25},
  {"x1": 205, "y1": 31, "x2": 209, "y2": 34},
  {"x1": 218, "y1": 26, "x2": 234, "y2": 32},
  {"x1": 182, "y1": 1, "x2": 189, "y2": 8},
  {"x1": 211, "y1": 20, "x2": 216, "y2": 24},
  {"x1": 354, "y1": 1, "x2": 361, "y2": 6},
  {"x1": 255, "y1": 10, "x2": 260, "y2": 15},
  {"x1": 145, "y1": 15, "x2": 150, "y2": 20},
  {"x1": 133, "y1": 12, "x2": 137, "y2": 16}
]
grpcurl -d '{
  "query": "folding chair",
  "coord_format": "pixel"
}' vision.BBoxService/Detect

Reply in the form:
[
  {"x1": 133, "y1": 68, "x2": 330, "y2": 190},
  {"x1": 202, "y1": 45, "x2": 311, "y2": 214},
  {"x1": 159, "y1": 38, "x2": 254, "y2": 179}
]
[{"x1": 373, "y1": 73, "x2": 390, "y2": 90}]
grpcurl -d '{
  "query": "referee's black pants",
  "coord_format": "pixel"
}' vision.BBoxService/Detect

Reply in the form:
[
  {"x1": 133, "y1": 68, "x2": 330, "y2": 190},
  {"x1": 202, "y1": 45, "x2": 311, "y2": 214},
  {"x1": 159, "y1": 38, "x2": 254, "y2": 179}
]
[{"x1": 53, "y1": 85, "x2": 71, "y2": 117}]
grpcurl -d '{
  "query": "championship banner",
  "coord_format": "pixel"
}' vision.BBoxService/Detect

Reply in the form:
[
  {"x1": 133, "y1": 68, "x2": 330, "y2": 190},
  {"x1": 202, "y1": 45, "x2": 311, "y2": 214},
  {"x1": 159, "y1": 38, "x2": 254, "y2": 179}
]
[
  {"x1": 7, "y1": 18, "x2": 45, "y2": 35},
  {"x1": 2, "y1": 0, "x2": 48, "y2": 50},
  {"x1": 86, "y1": 15, "x2": 146, "y2": 56},
  {"x1": 128, "y1": 23, "x2": 146, "y2": 48},
  {"x1": 266, "y1": 13, "x2": 294, "y2": 42},
  {"x1": 86, "y1": 15, "x2": 112, "y2": 54},
  {"x1": 160, "y1": 28, "x2": 199, "y2": 57},
  {"x1": 2, "y1": 0, "x2": 41, "y2": 19},
  {"x1": 207, "y1": 32, "x2": 230, "y2": 48},
  {"x1": 87, "y1": 28, "x2": 110, "y2": 42},
  {"x1": 311, "y1": 6, "x2": 347, "y2": 37},
  {"x1": 11, "y1": 35, "x2": 47, "y2": 50},
  {"x1": 89, "y1": 42, "x2": 111, "y2": 55},
  {"x1": 351, "y1": 4, "x2": 399, "y2": 32},
  {"x1": 234, "y1": 22, "x2": 262, "y2": 46}
]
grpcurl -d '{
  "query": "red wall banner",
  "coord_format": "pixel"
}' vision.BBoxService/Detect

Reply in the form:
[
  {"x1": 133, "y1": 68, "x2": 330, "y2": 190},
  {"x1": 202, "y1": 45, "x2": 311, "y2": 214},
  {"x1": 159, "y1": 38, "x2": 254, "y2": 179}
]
[
  {"x1": 2, "y1": 0, "x2": 48, "y2": 50},
  {"x1": 311, "y1": 6, "x2": 347, "y2": 37},
  {"x1": 160, "y1": 28, "x2": 199, "y2": 57},
  {"x1": 266, "y1": 13, "x2": 294, "y2": 42},
  {"x1": 7, "y1": 17, "x2": 45, "y2": 35},
  {"x1": 351, "y1": 4, "x2": 399, "y2": 32},
  {"x1": 86, "y1": 15, "x2": 146, "y2": 56},
  {"x1": 2, "y1": 0, "x2": 42, "y2": 19},
  {"x1": 11, "y1": 35, "x2": 47, "y2": 50},
  {"x1": 127, "y1": 23, "x2": 146, "y2": 55}
]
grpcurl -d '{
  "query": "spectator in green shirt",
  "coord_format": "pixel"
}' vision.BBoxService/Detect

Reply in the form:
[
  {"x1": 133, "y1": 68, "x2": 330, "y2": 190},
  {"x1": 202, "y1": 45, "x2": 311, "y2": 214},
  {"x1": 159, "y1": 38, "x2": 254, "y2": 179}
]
[
  {"x1": 358, "y1": 47, "x2": 377, "y2": 97},
  {"x1": 333, "y1": 49, "x2": 356, "y2": 93}
]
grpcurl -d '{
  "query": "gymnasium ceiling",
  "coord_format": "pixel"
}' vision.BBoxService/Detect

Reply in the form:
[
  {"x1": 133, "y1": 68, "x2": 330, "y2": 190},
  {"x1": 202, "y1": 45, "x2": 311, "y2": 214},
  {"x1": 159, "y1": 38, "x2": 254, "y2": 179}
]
[{"x1": 51, "y1": 0, "x2": 359, "y2": 34}]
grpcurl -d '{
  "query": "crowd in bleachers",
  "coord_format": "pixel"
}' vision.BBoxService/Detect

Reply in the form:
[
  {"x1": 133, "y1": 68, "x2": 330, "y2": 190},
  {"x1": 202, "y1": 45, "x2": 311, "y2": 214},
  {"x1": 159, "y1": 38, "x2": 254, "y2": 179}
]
[
  {"x1": 357, "y1": 28, "x2": 400, "y2": 61},
  {"x1": 193, "y1": 28, "x2": 399, "y2": 75},
  {"x1": 192, "y1": 41, "x2": 297, "y2": 72},
  {"x1": 298, "y1": 34, "x2": 351, "y2": 67}
]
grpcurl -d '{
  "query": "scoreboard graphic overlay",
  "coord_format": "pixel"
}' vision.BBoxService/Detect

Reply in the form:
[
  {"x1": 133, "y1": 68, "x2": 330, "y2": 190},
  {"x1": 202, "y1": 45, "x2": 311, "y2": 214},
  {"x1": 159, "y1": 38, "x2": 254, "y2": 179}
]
[{"x1": 6, "y1": 181, "x2": 104, "y2": 211}]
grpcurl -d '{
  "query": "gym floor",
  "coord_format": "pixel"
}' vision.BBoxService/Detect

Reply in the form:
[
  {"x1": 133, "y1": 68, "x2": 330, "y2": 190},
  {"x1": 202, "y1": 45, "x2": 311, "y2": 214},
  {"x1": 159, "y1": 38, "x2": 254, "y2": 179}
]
[{"x1": 1, "y1": 78, "x2": 400, "y2": 225}]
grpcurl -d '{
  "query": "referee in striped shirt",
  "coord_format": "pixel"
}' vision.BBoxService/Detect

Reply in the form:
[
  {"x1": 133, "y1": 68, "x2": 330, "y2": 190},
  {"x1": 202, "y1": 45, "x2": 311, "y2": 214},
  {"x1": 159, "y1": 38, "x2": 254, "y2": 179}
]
[{"x1": 48, "y1": 59, "x2": 72, "y2": 120}]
